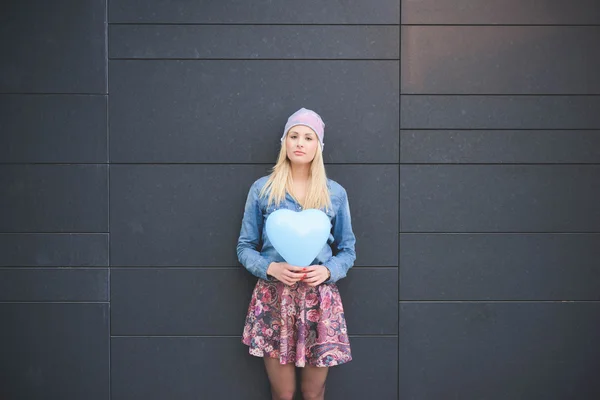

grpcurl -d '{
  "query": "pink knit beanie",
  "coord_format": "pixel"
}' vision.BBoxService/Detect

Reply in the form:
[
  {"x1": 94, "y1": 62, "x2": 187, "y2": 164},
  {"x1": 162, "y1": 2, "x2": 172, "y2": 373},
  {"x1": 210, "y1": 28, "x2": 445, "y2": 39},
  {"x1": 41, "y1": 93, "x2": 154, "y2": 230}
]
[{"x1": 281, "y1": 107, "x2": 325, "y2": 149}]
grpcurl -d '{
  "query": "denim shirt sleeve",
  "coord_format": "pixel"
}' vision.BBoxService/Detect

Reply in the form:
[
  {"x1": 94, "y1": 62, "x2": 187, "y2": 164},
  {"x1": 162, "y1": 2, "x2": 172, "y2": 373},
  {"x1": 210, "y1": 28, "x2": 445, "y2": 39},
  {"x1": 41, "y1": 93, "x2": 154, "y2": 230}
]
[
  {"x1": 323, "y1": 188, "x2": 357, "y2": 283},
  {"x1": 236, "y1": 181, "x2": 271, "y2": 280}
]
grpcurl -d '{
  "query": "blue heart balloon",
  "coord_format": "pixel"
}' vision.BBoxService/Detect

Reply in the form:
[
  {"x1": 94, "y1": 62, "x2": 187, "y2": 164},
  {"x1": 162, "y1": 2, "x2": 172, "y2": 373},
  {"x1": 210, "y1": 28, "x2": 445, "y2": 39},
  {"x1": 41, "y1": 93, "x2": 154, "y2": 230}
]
[{"x1": 265, "y1": 209, "x2": 331, "y2": 267}]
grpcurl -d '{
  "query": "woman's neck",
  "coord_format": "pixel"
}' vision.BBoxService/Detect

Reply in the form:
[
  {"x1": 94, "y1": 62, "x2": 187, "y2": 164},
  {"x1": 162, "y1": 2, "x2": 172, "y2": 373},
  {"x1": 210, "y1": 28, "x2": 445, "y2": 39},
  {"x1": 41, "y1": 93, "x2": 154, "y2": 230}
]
[{"x1": 290, "y1": 164, "x2": 310, "y2": 183}]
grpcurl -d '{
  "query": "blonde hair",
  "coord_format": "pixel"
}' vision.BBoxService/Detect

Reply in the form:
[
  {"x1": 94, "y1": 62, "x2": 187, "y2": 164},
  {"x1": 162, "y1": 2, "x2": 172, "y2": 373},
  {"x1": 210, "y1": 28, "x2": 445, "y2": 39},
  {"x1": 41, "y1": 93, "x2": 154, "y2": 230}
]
[{"x1": 260, "y1": 134, "x2": 331, "y2": 210}]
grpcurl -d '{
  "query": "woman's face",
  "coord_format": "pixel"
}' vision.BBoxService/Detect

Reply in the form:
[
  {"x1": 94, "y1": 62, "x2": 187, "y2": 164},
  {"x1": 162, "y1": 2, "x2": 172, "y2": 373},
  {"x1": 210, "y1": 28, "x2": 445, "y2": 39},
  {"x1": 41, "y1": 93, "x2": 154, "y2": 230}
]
[{"x1": 285, "y1": 125, "x2": 319, "y2": 165}]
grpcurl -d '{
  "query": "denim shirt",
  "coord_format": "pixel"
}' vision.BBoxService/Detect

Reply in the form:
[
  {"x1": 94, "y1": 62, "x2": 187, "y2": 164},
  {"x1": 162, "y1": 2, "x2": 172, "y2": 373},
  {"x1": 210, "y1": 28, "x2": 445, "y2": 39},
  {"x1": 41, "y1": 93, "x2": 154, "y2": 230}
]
[{"x1": 237, "y1": 176, "x2": 356, "y2": 283}]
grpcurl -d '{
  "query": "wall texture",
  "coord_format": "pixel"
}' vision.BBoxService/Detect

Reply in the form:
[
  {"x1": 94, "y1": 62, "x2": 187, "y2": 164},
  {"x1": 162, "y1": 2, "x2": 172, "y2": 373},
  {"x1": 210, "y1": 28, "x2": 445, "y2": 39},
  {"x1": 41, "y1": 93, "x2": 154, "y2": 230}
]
[
  {"x1": 400, "y1": 1, "x2": 600, "y2": 399},
  {"x1": 0, "y1": 0, "x2": 598, "y2": 399}
]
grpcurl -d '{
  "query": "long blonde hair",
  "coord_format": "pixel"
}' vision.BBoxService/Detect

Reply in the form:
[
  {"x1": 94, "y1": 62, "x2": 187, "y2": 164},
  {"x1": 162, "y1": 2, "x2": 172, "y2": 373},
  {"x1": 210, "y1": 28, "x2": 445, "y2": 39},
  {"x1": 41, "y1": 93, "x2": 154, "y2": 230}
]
[{"x1": 260, "y1": 135, "x2": 331, "y2": 210}]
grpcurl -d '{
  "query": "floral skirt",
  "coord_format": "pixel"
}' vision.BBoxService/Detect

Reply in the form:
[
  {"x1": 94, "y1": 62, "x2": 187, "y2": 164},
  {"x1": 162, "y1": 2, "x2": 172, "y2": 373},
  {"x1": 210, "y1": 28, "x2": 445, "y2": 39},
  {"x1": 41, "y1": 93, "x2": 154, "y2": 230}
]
[{"x1": 242, "y1": 278, "x2": 352, "y2": 367}]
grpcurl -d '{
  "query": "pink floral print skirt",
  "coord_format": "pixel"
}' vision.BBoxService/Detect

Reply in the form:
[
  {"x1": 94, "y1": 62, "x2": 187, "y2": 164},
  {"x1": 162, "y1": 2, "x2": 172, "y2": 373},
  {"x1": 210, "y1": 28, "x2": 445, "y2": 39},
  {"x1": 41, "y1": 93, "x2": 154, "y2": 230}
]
[{"x1": 242, "y1": 279, "x2": 352, "y2": 367}]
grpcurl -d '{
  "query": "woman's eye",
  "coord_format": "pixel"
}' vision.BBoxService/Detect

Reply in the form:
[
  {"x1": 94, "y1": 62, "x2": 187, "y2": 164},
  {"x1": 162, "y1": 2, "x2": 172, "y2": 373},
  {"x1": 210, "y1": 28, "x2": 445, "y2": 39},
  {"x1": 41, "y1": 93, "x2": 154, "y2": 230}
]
[{"x1": 306, "y1": 137, "x2": 313, "y2": 141}]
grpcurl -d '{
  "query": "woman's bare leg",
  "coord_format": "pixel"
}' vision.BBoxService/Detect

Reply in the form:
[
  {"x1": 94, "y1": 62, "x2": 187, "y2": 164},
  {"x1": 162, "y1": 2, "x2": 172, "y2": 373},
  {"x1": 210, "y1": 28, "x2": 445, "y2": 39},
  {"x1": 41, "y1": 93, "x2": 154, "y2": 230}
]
[
  {"x1": 300, "y1": 365, "x2": 329, "y2": 400},
  {"x1": 264, "y1": 357, "x2": 296, "y2": 400}
]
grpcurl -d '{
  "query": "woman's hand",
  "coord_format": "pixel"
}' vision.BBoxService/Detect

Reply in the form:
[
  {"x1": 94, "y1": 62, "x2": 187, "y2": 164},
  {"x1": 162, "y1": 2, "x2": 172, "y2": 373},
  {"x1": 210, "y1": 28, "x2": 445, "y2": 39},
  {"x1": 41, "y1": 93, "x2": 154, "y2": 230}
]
[
  {"x1": 266, "y1": 262, "x2": 305, "y2": 286},
  {"x1": 301, "y1": 265, "x2": 331, "y2": 287}
]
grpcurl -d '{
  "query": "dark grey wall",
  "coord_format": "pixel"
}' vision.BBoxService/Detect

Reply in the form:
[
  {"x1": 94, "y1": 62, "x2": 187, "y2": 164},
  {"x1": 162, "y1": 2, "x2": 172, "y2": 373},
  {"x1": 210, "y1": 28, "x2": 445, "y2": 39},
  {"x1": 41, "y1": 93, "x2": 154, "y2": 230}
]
[
  {"x1": 0, "y1": 1, "x2": 598, "y2": 399},
  {"x1": 400, "y1": 1, "x2": 600, "y2": 399}
]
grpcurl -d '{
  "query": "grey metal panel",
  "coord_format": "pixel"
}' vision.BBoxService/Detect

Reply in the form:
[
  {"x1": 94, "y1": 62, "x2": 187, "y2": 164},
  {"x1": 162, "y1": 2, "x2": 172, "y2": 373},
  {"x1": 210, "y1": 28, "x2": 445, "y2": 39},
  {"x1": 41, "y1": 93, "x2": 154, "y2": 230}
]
[
  {"x1": 109, "y1": 60, "x2": 399, "y2": 163},
  {"x1": 399, "y1": 302, "x2": 600, "y2": 399},
  {"x1": 400, "y1": 165, "x2": 600, "y2": 232},
  {"x1": 0, "y1": 165, "x2": 108, "y2": 233},
  {"x1": 109, "y1": 164, "x2": 269, "y2": 267},
  {"x1": 110, "y1": 25, "x2": 399, "y2": 59},
  {"x1": 401, "y1": 95, "x2": 600, "y2": 129},
  {"x1": 402, "y1": 26, "x2": 600, "y2": 94},
  {"x1": 0, "y1": 0, "x2": 107, "y2": 93},
  {"x1": 338, "y1": 268, "x2": 398, "y2": 334},
  {"x1": 110, "y1": 268, "x2": 257, "y2": 335},
  {"x1": 109, "y1": 0, "x2": 400, "y2": 24},
  {"x1": 402, "y1": 0, "x2": 600, "y2": 25},
  {"x1": 0, "y1": 95, "x2": 107, "y2": 163},
  {"x1": 0, "y1": 303, "x2": 109, "y2": 400},
  {"x1": 0, "y1": 268, "x2": 108, "y2": 301},
  {"x1": 400, "y1": 130, "x2": 600, "y2": 164},
  {"x1": 327, "y1": 337, "x2": 398, "y2": 400},
  {"x1": 110, "y1": 337, "x2": 271, "y2": 400},
  {"x1": 0, "y1": 234, "x2": 108, "y2": 266},
  {"x1": 400, "y1": 234, "x2": 600, "y2": 300},
  {"x1": 326, "y1": 165, "x2": 399, "y2": 267}
]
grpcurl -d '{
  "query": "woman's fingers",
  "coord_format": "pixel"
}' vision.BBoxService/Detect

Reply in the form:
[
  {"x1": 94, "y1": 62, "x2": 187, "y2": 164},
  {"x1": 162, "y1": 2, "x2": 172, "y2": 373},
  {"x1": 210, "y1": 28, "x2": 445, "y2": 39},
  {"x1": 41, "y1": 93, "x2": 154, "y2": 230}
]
[
  {"x1": 286, "y1": 264, "x2": 317, "y2": 273},
  {"x1": 303, "y1": 268, "x2": 326, "y2": 281},
  {"x1": 303, "y1": 271, "x2": 320, "y2": 278},
  {"x1": 283, "y1": 270, "x2": 303, "y2": 280},
  {"x1": 305, "y1": 269, "x2": 327, "y2": 286},
  {"x1": 305, "y1": 274, "x2": 323, "y2": 283},
  {"x1": 277, "y1": 264, "x2": 325, "y2": 285},
  {"x1": 284, "y1": 264, "x2": 303, "y2": 272}
]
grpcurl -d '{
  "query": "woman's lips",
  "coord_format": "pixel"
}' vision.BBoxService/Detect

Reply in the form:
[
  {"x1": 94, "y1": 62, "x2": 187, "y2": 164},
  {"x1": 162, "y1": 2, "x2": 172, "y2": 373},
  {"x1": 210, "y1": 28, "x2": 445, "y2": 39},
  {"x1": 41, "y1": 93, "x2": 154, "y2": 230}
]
[{"x1": 294, "y1": 151, "x2": 305, "y2": 155}]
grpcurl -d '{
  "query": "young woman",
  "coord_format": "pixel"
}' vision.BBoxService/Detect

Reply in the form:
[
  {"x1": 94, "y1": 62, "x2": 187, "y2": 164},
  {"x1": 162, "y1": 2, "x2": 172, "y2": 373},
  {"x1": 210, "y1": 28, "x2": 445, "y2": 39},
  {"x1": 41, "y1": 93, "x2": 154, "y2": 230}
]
[{"x1": 237, "y1": 108, "x2": 356, "y2": 400}]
